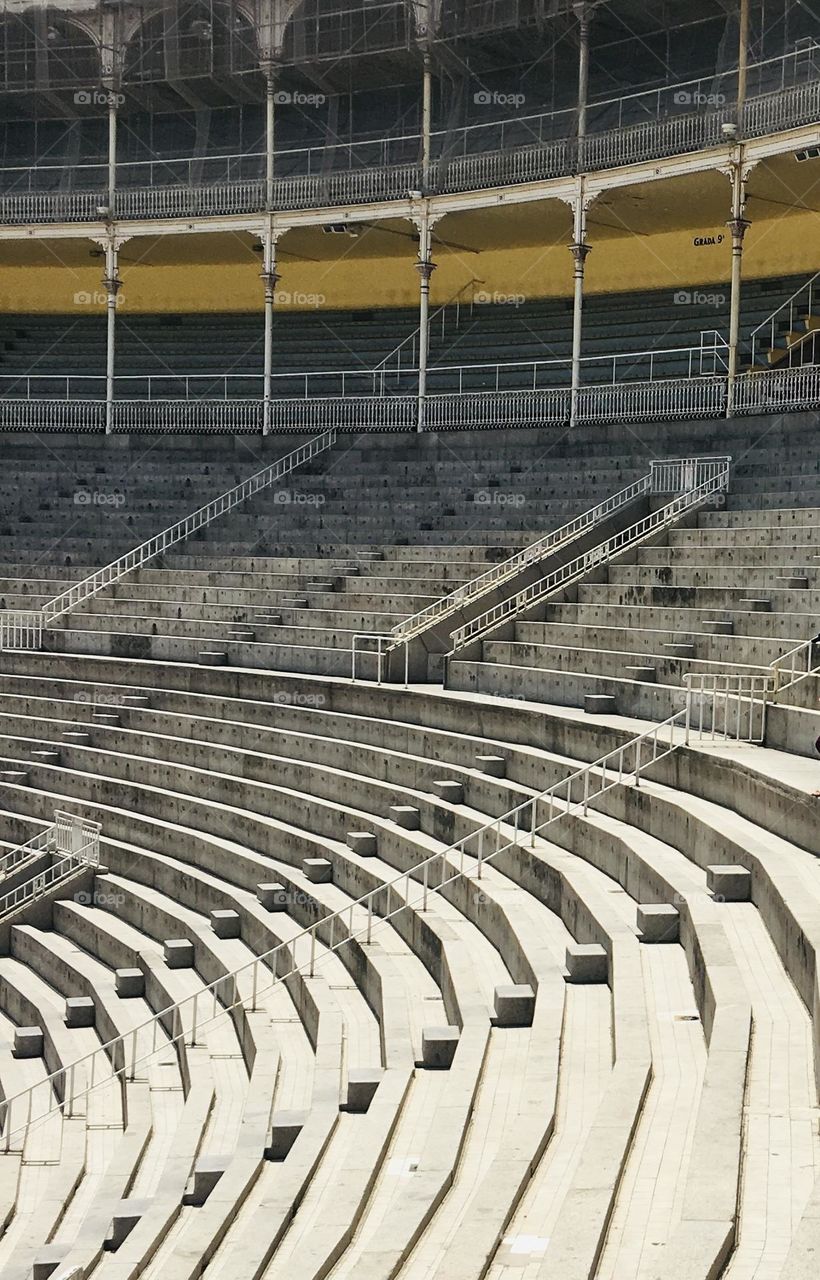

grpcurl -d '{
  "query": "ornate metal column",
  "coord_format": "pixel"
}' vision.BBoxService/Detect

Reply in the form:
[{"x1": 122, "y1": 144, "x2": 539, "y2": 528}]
[
  {"x1": 726, "y1": 155, "x2": 751, "y2": 417},
  {"x1": 414, "y1": 204, "x2": 437, "y2": 432},
  {"x1": 260, "y1": 224, "x2": 280, "y2": 435},
  {"x1": 569, "y1": 183, "x2": 592, "y2": 427}
]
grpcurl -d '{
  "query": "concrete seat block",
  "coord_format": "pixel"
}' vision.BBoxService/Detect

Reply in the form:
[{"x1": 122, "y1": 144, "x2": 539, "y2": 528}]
[
  {"x1": 776, "y1": 574, "x2": 808, "y2": 588},
  {"x1": 164, "y1": 938, "x2": 194, "y2": 968},
  {"x1": 92, "y1": 712, "x2": 120, "y2": 725},
  {"x1": 707, "y1": 864, "x2": 751, "y2": 901},
  {"x1": 739, "y1": 597, "x2": 771, "y2": 611},
  {"x1": 30, "y1": 750, "x2": 61, "y2": 763},
  {"x1": 199, "y1": 651, "x2": 228, "y2": 666},
  {"x1": 347, "y1": 831, "x2": 377, "y2": 857},
  {"x1": 104, "y1": 1198, "x2": 152, "y2": 1250},
  {"x1": 624, "y1": 666, "x2": 656, "y2": 682},
  {"x1": 390, "y1": 804, "x2": 420, "y2": 829},
  {"x1": 584, "y1": 694, "x2": 617, "y2": 715},
  {"x1": 302, "y1": 857, "x2": 332, "y2": 884},
  {"x1": 32, "y1": 1245, "x2": 68, "y2": 1280},
  {"x1": 344, "y1": 1068, "x2": 383, "y2": 1113},
  {"x1": 662, "y1": 643, "x2": 696, "y2": 658},
  {"x1": 703, "y1": 619, "x2": 734, "y2": 634},
  {"x1": 281, "y1": 597, "x2": 308, "y2": 608},
  {"x1": 637, "y1": 903, "x2": 680, "y2": 943},
  {"x1": 420, "y1": 1025, "x2": 460, "y2": 1069},
  {"x1": 61, "y1": 731, "x2": 90, "y2": 744},
  {"x1": 256, "y1": 613, "x2": 282, "y2": 624},
  {"x1": 115, "y1": 967, "x2": 145, "y2": 998},
  {"x1": 493, "y1": 983, "x2": 535, "y2": 1027},
  {"x1": 121, "y1": 694, "x2": 149, "y2": 706},
  {"x1": 13, "y1": 1026, "x2": 43, "y2": 1058},
  {"x1": 210, "y1": 909, "x2": 240, "y2": 939},
  {"x1": 256, "y1": 881, "x2": 288, "y2": 911},
  {"x1": 0, "y1": 770, "x2": 28, "y2": 783},
  {"x1": 565, "y1": 943, "x2": 608, "y2": 983},
  {"x1": 266, "y1": 1109, "x2": 308, "y2": 1160},
  {"x1": 183, "y1": 1154, "x2": 228, "y2": 1205},
  {"x1": 65, "y1": 996, "x2": 96, "y2": 1027},
  {"x1": 431, "y1": 779, "x2": 464, "y2": 804},
  {"x1": 228, "y1": 629, "x2": 255, "y2": 641},
  {"x1": 476, "y1": 754, "x2": 506, "y2": 778}
]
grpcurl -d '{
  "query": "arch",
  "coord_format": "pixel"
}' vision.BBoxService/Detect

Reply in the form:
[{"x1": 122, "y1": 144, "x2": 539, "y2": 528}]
[
  {"x1": 0, "y1": 9, "x2": 101, "y2": 93},
  {"x1": 278, "y1": 0, "x2": 415, "y2": 64},
  {"x1": 123, "y1": 1, "x2": 259, "y2": 85}
]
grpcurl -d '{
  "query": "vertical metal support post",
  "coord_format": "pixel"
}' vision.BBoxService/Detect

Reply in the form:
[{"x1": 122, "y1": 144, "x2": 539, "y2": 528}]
[
  {"x1": 104, "y1": 235, "x2": 121, "y2": 436},
  {"x1": 569, "y1": 183, "x2": 591, "y2": 428},
  {"x1": 261, "y1": 223, "x2": 278, "y2": 436},
  {"x1": 415, "y1": 205, "x2": 436, "y2": 433},
  {"x1": 726, "y1": 154, "x2": 750, "y2": 418},
  {"x1": 421, "y1": 49, "x2": 433, "y2": 190}
]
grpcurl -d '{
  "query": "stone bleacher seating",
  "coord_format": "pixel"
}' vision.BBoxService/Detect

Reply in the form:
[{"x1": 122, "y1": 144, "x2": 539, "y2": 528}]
[
  {"x1": 0, "y1": 275, "x2": 808, "y2": 400},
  {"x1": 0, "y1": 413, "x2": 818, "y2": 1277}
]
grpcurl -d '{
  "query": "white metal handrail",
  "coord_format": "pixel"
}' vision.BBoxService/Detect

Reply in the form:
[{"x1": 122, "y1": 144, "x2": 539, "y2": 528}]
[
  {"x1": 388, "y1": 454, "x2": 731, "y2": 656},
  {"x1": 0, "y1": 811, "x2": 101, "y2": 921},
  {"x1": 0, "y1": 706, "x2": 693, "y2": 1150},
  {"x1": 29, "y1": 430, "x2": 334, "y2": 629},
  {"x1": 749, "y1": 271, "x2": 820, "y2": 368},
  {"x1": 770, "y1": 637, "x2": 819, "y2": 694},
  {"x1": 0, "y1": 825, "x2": 53, "y2": 878},
  {"x1": 682, "y1": 672, "x2": 773, "y2": 744},
  {"x1": 0, "y1": 611, "x2": 43, "y2": 652},
  {"x1": 389, "y1": 473, "x2": 653, "y2": 650},
  {"x1": 449, "y1": 462, "x2": 732, "y2": 653}
]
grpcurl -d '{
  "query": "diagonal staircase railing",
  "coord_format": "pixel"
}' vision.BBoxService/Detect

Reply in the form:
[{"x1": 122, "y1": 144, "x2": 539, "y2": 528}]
[
  {"x1": 353, "y1": 456, "x2": 731, "y2": 680},
  {"x1": 0, "y1": 811, "x2": 101, "y2": 920},
  {"x1": 0, "y1": 429, "x2": 337, "y2": 651},
  {"x1": 447, "y1": 458, "x2": 732, "y2": 656}
]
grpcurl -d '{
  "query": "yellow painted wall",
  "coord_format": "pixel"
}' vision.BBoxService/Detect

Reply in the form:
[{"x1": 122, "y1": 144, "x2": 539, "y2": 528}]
[{"x1": 0, "y1": 207, "x2": 816, "y2": 313}]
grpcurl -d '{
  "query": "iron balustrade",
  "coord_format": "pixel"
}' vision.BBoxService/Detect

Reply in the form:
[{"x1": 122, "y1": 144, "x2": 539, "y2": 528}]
[
  {"x1": 1, "y1": 49, "x2": 818, "y2": 225},
  {"x1": 734, "y1": 366, "x2": 820, "y2": 414},
  {"x1": 448, "y1": 463, "x2": 732, "y2": 653},
  {"x1": 0, "y1": 705, "x2": 697, "y2": 1151},
  {"x1": 1, "y1": 371, "x2": 819, "y2": 436}
]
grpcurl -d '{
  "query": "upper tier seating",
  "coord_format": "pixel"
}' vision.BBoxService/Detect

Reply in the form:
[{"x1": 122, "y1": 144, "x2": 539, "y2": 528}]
[{"x1": 0, "y1": 276, "x2": 807, "y2": 400}]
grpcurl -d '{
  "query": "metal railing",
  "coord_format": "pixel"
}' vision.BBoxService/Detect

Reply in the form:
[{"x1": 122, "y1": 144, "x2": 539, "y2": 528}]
[
  {"x1": 383, "y1": 467, "x2": 660, "y2": 657},
  {"x1": 3, "y1": 370, "x2": 820, "y2": 438},
  {"x1": 1, "y1": 49, "x2": 817, "y2": 226},
  {"x1": 0, "y1": 812, "x2": 101, "y2": 921},
  {"x1": 0, "y1": 706, "x2": 694, "y2": 1151},
  {"x1": 0, "y1": 431, "x2": 336, "y2": 648},
  {"x1": 734, "y1": 366, "x2": 820, "y2": 414},
  {"x1": 749, "y1": 271, "x2": 820, "y2": 368},
  {"x1": 448, "y1": 460, "x2": 732, "y2": 653},
  {"x1": 0, "y1": 824, "x2": 53, "y2": 878},
  {"x1": 770, "y1": 637, "x2": 819, "y2": 695},
  {"x1": 682, "y1": 672, "x2": 773, "y2": 744},
  {"x1": 0, "y1": 611, "x2": 43, "y2": 652}
]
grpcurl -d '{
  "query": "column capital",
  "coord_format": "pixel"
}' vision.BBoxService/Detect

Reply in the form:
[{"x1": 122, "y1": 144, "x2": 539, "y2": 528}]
[
  {"x1": 726, "y1": 216, "x2": 751, "y2": 244},
  {"x1": 569, "y1": 241, "x2": 592, "y2": 265},
  {"x1": 415, "y1": 258, "x2": 437, "y2": 282}
]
